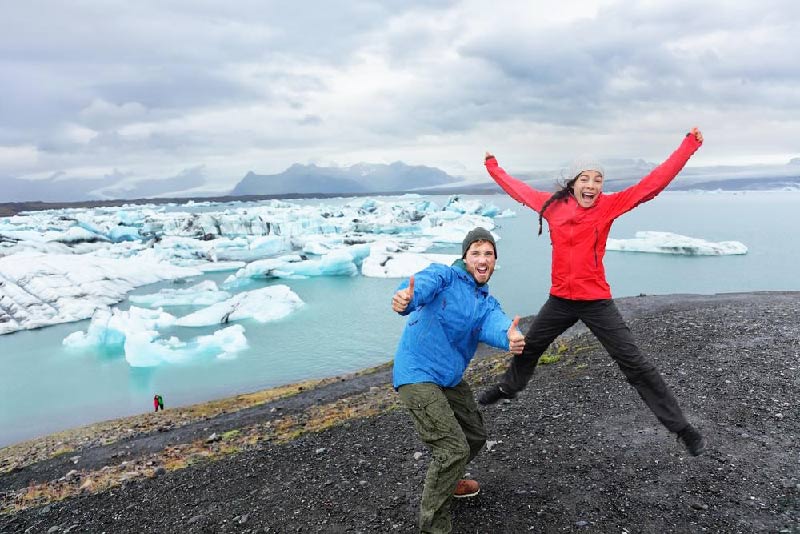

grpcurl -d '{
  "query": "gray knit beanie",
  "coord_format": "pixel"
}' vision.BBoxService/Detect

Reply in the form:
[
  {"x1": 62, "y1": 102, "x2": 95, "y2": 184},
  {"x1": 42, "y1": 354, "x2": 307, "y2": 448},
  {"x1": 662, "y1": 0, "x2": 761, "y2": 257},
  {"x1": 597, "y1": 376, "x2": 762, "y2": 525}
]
[
  {"x1": 567, "y1": 154, "x2": 604, "y2": 179},
  {"x1": 462, "y1": 227, "x2": 497, "y2": 259}
]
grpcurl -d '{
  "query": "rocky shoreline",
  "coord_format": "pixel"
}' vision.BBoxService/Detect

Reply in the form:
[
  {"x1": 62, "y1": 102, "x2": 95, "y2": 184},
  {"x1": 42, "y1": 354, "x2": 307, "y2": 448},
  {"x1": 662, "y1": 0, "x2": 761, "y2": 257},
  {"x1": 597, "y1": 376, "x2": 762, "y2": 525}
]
[{"x1": 1, "y1": 292, "x2": 798, "y2": 533}]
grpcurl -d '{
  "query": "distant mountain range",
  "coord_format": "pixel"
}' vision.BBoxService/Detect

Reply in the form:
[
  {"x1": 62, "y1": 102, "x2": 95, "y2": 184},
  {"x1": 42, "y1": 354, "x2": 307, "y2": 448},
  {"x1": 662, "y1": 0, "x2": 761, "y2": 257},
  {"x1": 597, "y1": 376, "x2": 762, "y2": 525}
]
[
  {"x1": 0, "y1": 167, "x2": 207, "y2": 203},
  {"x1": 230, "y1": 162, "x2": 458, "y2": 196},
  {"x1": 1, "y1": 175, "x2": 108, "y2": 203},
  {"x1": 1, "y1": 158, "x2": 799, "y2": 206},
  {"x1": 228, "y1": 157, "x2": 800, "y2": 196}
]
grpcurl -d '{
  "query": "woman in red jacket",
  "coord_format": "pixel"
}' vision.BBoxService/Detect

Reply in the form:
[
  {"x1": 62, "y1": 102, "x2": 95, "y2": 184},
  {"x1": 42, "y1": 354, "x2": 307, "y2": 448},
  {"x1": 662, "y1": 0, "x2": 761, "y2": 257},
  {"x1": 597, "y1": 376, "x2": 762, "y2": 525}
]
[{"x1": 479, "y1": 128, "x2": 707, "y2": 456}]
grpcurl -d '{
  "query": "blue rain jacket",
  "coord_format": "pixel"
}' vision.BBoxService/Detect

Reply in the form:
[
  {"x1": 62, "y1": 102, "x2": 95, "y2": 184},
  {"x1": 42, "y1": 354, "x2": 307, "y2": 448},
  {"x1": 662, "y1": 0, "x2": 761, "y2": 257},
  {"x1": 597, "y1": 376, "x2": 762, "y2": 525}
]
[{"x1": 393, "y1": 260, "x2": 513, "y2": 389}]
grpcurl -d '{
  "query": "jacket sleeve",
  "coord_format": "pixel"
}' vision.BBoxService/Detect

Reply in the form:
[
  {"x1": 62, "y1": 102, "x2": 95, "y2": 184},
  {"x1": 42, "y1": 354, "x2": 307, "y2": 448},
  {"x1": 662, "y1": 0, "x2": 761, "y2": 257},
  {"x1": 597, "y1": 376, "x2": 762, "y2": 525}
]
[
  {"x1": 604, "y1": 134, "x2": 702, "y2": 219},
  {"x1": 478, "y1": 298, "x2": 513, "y2": 350},
  {"x1": 395, "y1": 263, "x2": 450, "y2": 316},
  {"x1": 485, "y1": 157, "x2": 551, "y2": 213}
]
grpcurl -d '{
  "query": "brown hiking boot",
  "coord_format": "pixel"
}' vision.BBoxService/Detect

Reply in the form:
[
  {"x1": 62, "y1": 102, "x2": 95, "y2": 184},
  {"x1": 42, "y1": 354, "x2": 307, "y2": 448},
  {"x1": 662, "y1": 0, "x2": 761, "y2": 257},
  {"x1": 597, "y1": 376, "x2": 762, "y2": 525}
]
[{"x1": 453, "y1": 479, "x2": 480, "y2": 499}]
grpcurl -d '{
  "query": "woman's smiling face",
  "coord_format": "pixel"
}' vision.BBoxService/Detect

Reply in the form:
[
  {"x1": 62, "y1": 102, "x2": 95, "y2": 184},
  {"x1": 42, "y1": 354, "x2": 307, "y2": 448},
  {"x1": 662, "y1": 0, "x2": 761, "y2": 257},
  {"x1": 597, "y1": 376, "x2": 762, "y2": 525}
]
[{"x1": 572, "y1": 170, "x2": 604, "y2": 208}]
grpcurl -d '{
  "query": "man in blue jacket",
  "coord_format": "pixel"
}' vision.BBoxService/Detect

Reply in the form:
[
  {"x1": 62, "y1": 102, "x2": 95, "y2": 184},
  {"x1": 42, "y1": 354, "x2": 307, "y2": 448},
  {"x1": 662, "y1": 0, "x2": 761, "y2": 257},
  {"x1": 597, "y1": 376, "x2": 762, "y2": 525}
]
[{"x1": 392, "y1": 227, "x2": 525, "y2": 534}]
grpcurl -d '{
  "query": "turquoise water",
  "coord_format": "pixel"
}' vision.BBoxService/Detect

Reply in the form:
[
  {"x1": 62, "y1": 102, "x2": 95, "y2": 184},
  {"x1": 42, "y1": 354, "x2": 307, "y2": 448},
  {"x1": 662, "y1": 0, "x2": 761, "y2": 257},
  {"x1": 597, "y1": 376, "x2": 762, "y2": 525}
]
[{"x1": 1, "y1": 191, "x2": 798, "y2": 447}]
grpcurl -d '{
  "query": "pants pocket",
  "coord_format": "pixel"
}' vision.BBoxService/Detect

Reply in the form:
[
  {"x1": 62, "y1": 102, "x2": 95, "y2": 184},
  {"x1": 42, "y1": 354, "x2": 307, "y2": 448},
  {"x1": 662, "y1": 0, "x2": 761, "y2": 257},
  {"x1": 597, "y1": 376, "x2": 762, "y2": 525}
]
[{"x1": 399, "y1": 384, "x2": 451, "y2": 443}]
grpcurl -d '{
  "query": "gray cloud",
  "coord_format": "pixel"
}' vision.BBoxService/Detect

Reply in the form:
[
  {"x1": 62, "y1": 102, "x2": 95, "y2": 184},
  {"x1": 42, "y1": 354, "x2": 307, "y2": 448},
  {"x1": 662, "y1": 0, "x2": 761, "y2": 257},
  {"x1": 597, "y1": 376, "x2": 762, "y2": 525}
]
[
  {"x1": 460, "y1": 3, "x2": 800, "y2": 124},
  {"x1": 0, "y1": 0, "x2": 798, "y2": 198}
]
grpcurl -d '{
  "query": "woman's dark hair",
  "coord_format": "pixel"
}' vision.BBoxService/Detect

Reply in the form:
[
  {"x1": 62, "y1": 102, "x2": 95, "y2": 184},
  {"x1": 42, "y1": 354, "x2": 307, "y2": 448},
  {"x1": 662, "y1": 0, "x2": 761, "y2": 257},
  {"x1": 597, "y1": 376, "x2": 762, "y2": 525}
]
[{"x1": 537, "y1": 176, "x2": 578, "y2": 235}]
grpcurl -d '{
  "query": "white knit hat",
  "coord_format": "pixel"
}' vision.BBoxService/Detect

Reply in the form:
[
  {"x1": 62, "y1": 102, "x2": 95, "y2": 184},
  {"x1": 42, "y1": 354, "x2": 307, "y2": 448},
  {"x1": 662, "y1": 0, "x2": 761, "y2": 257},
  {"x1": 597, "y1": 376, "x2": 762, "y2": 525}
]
[{"x1": 567, "y1": 155, "x2": 604, "y2": 179}]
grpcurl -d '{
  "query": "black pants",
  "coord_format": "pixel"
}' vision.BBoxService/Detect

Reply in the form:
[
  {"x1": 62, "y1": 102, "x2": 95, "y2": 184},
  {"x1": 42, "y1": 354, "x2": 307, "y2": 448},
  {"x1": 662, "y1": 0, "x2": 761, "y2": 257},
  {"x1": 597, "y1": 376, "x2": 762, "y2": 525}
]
[{"x1": 500, "y1": 295, "x2": 689, "y2": 433}]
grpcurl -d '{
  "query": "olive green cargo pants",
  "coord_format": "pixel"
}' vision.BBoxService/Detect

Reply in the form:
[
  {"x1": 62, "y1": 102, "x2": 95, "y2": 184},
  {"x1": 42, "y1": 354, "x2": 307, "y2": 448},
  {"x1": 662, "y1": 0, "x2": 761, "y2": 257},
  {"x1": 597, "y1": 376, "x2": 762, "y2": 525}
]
[{"x1": 398, "y1": 381, "x2": 487, "y2": 534}]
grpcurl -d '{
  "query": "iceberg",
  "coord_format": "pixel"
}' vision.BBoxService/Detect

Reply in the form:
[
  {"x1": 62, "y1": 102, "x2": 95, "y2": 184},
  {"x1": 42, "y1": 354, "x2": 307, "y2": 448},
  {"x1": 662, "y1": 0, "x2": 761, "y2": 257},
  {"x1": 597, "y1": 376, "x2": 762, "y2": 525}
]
[
  {"x1": 107, "y1": 226, "x2": 141, "y2": 243},
  {"x1": 49, "y1": 226, "x2": 108, "y2": 244},
  {"x1": 0, "y1": 195, "x2": 513, "y2": 332},
  {"x1": 495, "y1": 208, "x2": 516, "y2": 219},
  {"x1": 63, "y1": 307, "x2": 247, "y2": 367},
  {"x1": 175, "y1": 285, "x2": 304, "y2": 327},
  {"x1": 418, "y1": 212, "x2": 497, "y2": 243},
  {"x1": 194, "y1": 261, "x2": 247, "y2": 273},
  {"x1": 0, "y1": 254, "x2": 200, "y2": 335},
  {"x1": 229, "y1": 249, "x2": 360, "y2": 281},
  {"x1": 606, "y1": 231, "x2": 748, "y2": 256},
  {"x1": 63, "y1": 306, "x2": 177, "y2": 350},
  {"x1": 123, "y1": 324, "x2": 247, "y2": 367},
  {"x1": 442, "y1": 195, "x2": 503, "y2": 217},
  {"x1": 129, "y1": 280, "x2": 231, "y2": 307},
  {"x1": 0, "y1": 226, "x2": 107, "y2": 247},
  {"x1": 143, "y1": 234, "x2": 293, "y2": 265},
  {"x1": 362, "y1": 251, "x2": 460, "y2": 278}
]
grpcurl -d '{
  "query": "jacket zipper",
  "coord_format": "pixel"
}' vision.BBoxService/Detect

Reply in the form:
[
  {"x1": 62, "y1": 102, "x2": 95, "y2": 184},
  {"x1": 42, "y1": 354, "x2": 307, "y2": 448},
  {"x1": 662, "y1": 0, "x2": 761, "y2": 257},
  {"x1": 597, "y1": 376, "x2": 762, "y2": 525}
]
[
  {"x1": 568, "y1": 200, "x2": 577, "y2": 298},
  {"x1": 594, "y1": 228, "x2": 599, "y2": 267}
]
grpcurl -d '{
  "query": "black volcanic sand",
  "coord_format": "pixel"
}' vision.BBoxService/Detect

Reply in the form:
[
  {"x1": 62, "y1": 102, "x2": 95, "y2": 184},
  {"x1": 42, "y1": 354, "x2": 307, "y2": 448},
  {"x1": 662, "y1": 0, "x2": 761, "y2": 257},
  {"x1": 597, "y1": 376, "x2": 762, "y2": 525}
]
[{"x1": 1, "y1": 292, "x2": 798, "y2": 533}]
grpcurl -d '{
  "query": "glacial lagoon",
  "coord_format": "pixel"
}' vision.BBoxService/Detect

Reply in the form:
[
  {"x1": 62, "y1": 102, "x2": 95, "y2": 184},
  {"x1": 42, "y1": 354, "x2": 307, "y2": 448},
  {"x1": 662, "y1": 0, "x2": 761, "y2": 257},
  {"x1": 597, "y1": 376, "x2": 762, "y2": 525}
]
[{"x1": 1, "y1": 191, "x2": 797, "y2": 446}]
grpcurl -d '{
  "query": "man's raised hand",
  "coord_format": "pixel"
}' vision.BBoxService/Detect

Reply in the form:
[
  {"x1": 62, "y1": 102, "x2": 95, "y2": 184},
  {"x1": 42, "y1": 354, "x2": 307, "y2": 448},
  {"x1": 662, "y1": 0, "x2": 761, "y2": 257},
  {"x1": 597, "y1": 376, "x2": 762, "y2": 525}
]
[
  {"x1": 507, "y1": 315, "x2": 525, "y2": 355},
  {"x1": 392, "y1": 275, "x2": 415, "y2": 313}
]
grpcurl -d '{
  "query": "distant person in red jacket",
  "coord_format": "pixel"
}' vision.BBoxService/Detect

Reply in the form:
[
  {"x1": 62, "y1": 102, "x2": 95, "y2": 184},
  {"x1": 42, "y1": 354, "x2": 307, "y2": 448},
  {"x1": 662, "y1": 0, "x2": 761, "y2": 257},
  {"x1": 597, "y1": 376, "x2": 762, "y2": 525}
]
[
  {"x1": 154, "y1": 394, "x2": 164, "y2": 412},
  {"x1": 479, "y1": 128, "x2": 707, "y2": 456}
]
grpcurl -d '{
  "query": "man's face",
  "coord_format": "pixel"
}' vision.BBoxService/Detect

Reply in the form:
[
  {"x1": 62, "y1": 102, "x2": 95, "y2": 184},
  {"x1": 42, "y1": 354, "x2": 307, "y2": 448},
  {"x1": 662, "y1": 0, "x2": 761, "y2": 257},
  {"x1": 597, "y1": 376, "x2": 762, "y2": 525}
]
[
  {"x1": 464, "y1": 240, "x2": 496, "y2": 284},
  {"x1": 573, "y1": 170, "x2": 604, "y2": 208}
]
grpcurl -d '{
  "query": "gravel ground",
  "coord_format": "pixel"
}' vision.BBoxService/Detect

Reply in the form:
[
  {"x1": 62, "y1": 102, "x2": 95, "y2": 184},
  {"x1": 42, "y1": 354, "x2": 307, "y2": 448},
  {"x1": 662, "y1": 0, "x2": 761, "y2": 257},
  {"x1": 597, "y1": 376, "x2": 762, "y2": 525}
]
[{"x1": 1, "y1": 292, "x2": 798, "y2": 533}]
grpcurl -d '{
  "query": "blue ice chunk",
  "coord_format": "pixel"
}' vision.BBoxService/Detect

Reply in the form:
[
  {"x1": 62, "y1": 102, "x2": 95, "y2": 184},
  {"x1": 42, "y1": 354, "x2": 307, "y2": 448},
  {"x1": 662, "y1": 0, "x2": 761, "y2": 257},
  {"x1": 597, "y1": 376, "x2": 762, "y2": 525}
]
[{"x1": 108, "y1": 226, "x2": 141, "y2": 242}]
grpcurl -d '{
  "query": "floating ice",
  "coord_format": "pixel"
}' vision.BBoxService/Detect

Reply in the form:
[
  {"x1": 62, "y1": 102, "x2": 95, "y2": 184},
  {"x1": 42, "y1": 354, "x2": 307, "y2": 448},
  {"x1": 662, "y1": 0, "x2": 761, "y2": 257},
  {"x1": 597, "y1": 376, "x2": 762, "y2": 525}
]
[
  {"x1": 144, "y1": 234, "x2": 294, "y2": 265},
  {"x1": 607, "y1": 231, "x2": 748, "y2": 256},
  {"x1": 51, "y1": 227, "x2": 107, "y2": 244},
  {"x1": 300, "y1": 238, "x2": 335, "y2": 255},
  {"x1": 362, "y1": 250, "x2": 460, "y2": 278},
  {"x1": 248, "y1": 235, "x2": 289, "y2": 256},
  {"x1": 196, "y1": 325, "x2": 249, "y2": 361},
  {"x1": 443, "y1": 195, "x2": 501, "y2": 217},
  {"x1": 123, "y1": 324, "x2": 247, "y2": 367},
  {"x1": 0, "y1": 226, "x2": 106, "y2": 246},
  {"x1": 63, "y1": 307, "x2": 247, "y2": 367},
  {"x1": 107, "y1": 226, "x2": 141, "y2": 242},
  {"x1": 419, "y1": 216, "x2": 498, "y2": 245},
  {"x1": 194, "y1": 261, "x2": 246, "y2": 273},
  {"x1": 129, "y1": 280, "x2": 231, "y2": 307},
  {"x1": 495, "y1": 209, "x2": 516, "y2": 219},
  {"x1": 175, "y1": 285, "x2": 304, "y2": 327},
  {"x1": 229, "y1": 249, "x2": 361, "y2": 281},
  {"x1": 0, "y1": 254, "x2": 200, "y2": 335},
  {"x1": 1, "y1": 195, "x2": 512, "y2": 332},
  {"x1": 63, "y1": 306, "x2": 177, "y2": 350}
]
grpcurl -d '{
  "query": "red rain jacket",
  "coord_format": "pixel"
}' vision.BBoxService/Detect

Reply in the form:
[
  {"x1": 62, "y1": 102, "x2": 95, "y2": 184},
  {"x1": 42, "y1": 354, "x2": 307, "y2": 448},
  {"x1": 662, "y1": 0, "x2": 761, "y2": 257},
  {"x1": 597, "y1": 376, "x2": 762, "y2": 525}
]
[{"x1": 485, "y1": 134, "x2": 702, "y2": 300}]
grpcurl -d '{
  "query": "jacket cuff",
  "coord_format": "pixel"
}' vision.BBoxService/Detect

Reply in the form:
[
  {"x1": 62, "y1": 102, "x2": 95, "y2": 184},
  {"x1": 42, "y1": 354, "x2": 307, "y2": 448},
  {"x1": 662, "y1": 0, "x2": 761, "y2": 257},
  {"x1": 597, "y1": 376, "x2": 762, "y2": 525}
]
[{"x1": 684, "y1": 133, "x2": 703, "y2": 148}]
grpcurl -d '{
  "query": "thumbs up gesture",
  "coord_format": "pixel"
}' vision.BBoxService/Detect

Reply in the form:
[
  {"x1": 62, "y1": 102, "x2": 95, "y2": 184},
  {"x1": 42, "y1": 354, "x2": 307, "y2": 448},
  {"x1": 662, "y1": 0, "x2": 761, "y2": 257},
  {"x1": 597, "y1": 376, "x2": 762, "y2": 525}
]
[
  {"x1": 392, "y1": 275, "x2": 415, "y2": 313},
  {"x1": 507, "y1": 315, "x2": 525, "y2": 355}
]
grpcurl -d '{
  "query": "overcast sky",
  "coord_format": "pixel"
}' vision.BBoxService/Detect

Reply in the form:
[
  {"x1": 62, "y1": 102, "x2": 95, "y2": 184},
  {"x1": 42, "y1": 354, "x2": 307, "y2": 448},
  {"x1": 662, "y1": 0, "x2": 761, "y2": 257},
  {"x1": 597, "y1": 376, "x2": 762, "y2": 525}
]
[{"x1": 1, "y1": 0, "x2": 799, "y2": 193}]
